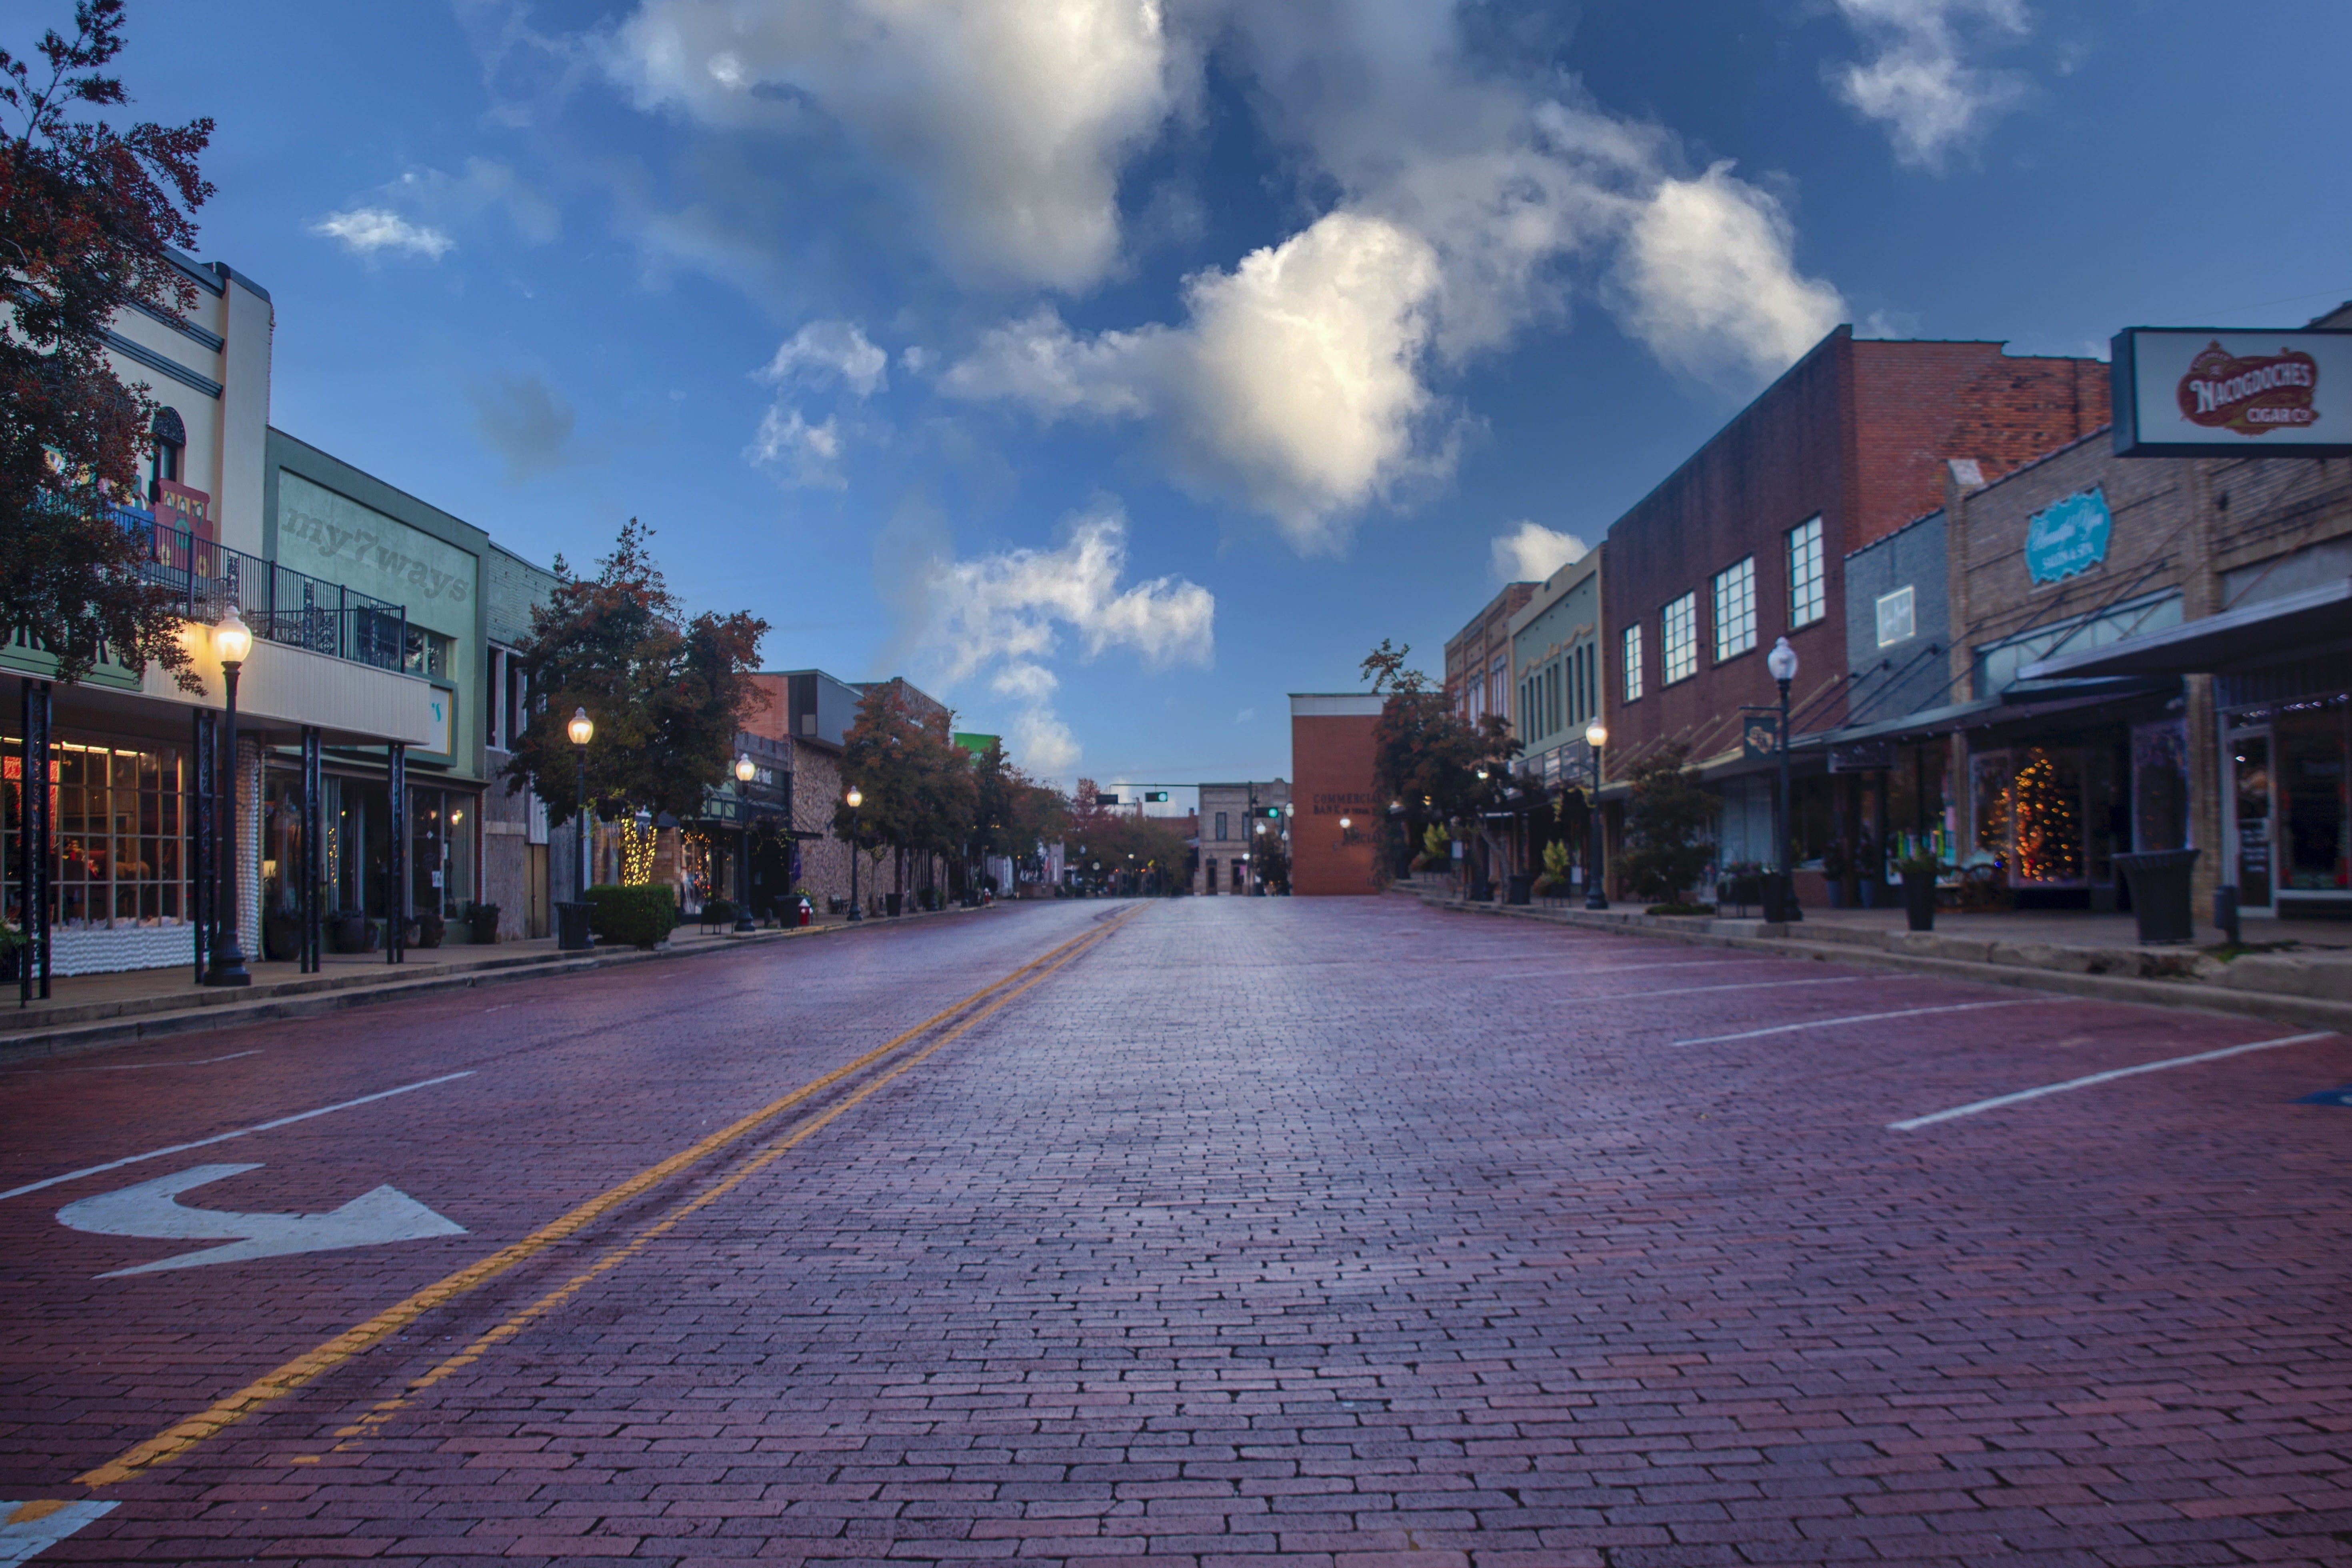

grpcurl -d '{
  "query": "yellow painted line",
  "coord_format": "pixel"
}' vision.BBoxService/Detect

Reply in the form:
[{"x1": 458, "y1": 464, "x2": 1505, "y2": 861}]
[
  {"x1": 308, "y1": 915, "x2": 1128, "y2": 1460},
  {"x1": 76, "y1": 908, "x2": 1140, "y2": 1490}
]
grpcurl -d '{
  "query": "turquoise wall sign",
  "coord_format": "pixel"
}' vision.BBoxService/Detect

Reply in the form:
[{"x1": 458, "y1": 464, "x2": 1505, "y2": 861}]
[{"x1": 2024, "y1": 486, "x2": 2112, "y2": 584}]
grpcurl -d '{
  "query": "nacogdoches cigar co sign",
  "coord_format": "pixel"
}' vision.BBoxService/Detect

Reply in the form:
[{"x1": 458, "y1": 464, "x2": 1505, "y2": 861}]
[{"x1": 2112, "y1": 327, "x2": 2352, "y2": 457}]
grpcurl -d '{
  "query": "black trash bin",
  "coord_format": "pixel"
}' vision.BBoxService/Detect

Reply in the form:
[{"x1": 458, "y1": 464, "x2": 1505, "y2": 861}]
[
  {"x1": 2114, "y1": 848, "x2": 2200, "y2": 944},
  {"x1": 885, "y1": 891, "x2": 904, "y2": 918},
  {"x1": 554, "y1": 899, "x2": 594, "y2": 952},
  {"x1": 1506, "y1": 873, "x2": 1534, "y2": 906}
]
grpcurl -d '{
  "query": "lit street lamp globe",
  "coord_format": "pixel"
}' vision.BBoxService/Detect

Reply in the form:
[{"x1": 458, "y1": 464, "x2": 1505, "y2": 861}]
[
  {"x1": 567, "y1": 707, "x2": 594, "y2": 747},
  {"x1": 734, "y1": 753, "x2": 756, "y2": 784},
  {"x1": 212, "y1": 604, "x2": 252, "y2": 665},
  {"x1": 1585, "y1": 719, "x2": 1606, "y2": 749}
]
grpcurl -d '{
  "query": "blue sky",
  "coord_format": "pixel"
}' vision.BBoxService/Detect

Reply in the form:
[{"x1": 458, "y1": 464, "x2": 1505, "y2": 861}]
[{"x1": 99, "y1": 0, "x2": 2352, "y2": 792}]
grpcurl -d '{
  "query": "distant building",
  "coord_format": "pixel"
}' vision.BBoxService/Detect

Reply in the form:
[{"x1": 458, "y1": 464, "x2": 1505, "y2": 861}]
[
  {"x1": 1444, "y1": 583, "x2": 1536, "y2": 731},
  {"x1": 1195, "y1": 781, "x2": 1289, "y2": 894}
]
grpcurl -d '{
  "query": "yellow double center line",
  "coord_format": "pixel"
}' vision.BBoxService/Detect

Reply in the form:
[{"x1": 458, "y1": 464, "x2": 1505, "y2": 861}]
[{"x1": 76, "y1": 907, "x2": 1140, "y2": 1490}]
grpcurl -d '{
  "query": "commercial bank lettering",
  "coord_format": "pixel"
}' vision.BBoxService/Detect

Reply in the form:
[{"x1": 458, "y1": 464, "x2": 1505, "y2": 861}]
[{"x1": 280, "y1": 508, "x2": 470, "y2": 604}]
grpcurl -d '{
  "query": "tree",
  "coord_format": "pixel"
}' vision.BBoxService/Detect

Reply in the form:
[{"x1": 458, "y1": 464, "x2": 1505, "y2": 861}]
[
  {"x1": 832, "y1": 682, "x2": 976, "y2": 905},
  {"x1": 2, "y1": 0, "x2": 213, "y2": 690},
  {"x1": 504, "y1": 519, "x2": 768, "y2": 826},
  {"x1": 1360, "y1": 639, "x2": 1518, "y2": 870},
  {"x1": 972, "y1": 737, "x2": 1065, "y2": 888},
  {"x1": 1615, "y1": 742, "x2": 1715, "y2": 906}
]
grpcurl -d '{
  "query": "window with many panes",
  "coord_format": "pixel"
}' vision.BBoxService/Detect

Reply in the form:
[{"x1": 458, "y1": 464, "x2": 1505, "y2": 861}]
[
  {"x1": 1787, "y1": 516, "x2": 1825, "y2": 628},
  {"x1": 1661, "y1": 592, "x2": 1698, "y2": 685},
  {"x1": 3, "y1": 739, "x2": 189, "y2": 929},
  {"x1": 1712, "y1": 557, "x2": 1757, "y2": 661},
  {"x1": 1622, "y1": 624, "x2": 1644, "y2": 702}
]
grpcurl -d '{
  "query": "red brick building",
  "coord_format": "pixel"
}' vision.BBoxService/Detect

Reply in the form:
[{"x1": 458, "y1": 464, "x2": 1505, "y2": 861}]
[
  {"x1": 1443, "y1": 583, "x2": 1536, "y2": 729},
  {"x1": 1288, "y1": 694, "x2": 1386, "y2": 895},
  {"x1": 1600, "y1": 326, "x2": 2108, "y2": 884}
]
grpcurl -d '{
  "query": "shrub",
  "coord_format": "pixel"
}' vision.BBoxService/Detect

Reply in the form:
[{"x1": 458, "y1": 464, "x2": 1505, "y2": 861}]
[
  {"x1": 586, "y1": 884, "x2": 680, "y2": 948},
  {"x1": 1617, "y1": 743, "x2": 1713, "y2": 904}
]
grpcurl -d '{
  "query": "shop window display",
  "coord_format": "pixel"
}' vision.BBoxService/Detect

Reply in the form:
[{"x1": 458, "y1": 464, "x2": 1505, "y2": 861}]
[
  {"x1": 4, "y1": 739, "x2": 188, "y2": 929},
  {"x1": 2278, "y1": 704, "x2": 2350, "y2": 891}
]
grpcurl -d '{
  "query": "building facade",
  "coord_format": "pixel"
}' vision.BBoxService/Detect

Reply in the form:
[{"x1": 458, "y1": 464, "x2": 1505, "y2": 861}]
[
  {"x1": 1444, "y1": 583, "x2": 1536, "y2": 731},
  {"x1": 1195, "y1": 781, "x2": 1290, "y2": 894},
  {"x1": 1509, "y1": 548, "x2": 1606, "y2": 792},
  {"x1": 1288, "y1": 694, "x2": 1385, "y2": 895},
  {"x1": 1600, "y1": 326, "x2": 2111, "y2": 888}
]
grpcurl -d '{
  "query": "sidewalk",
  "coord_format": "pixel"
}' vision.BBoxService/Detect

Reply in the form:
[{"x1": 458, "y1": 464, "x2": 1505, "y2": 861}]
[
  {"x1": 1395, "y1": 877, "x2": 2352, "y2": 1034},
  {"x1": 1, "y1": 904, "x2": 975, "y2": 1062}
]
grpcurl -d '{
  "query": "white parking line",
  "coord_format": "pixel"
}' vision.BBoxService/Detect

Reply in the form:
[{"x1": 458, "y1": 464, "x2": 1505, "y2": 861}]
[
  {"x1": 1889, "y1": 1032, "x2": 2338, "y2": 1131},
  {"x1": 1675, "y1": 998, "x2": 2043, "y2": 1047},
  {"x1": 76, "y1": 1050, "x2": 262, "y2": 1072},
  {"x1": 0, "y1": 1072, "x2": 477, "y2": 1202},
  {"x1": 1573, "y1": 975, "x2": 1871, "y2": 1004}
]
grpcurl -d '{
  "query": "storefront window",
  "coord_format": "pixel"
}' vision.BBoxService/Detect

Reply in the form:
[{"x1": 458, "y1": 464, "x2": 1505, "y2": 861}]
[
  {"x1": 409, "y1": 786, "x2": 478, "y2": 917},
  {"x1": 1970, "y1": 745, "x2": 2102, "y2": 887},
  {"x1": 4, "y1": 738, "x2": 188, "y2": 928},
  {"x1": 2278, "y1": 704, "x2": 2350, "y2": 891}
]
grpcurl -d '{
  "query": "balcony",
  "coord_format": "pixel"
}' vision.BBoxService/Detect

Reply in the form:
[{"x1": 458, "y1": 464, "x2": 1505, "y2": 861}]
[{"x1": 114, "y1": 505, "x2": 410, "y2": 673}]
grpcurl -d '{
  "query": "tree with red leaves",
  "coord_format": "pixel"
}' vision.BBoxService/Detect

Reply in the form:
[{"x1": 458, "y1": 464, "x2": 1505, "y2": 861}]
[{"x1": 3, "y1": 0, "x2": 214, "y2": 690}]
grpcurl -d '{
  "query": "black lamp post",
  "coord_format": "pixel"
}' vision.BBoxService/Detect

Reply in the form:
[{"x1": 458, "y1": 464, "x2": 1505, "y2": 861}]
[
  {"x1": 1583, "y1": 718, "x2": 1609, "y2": 911},
  {"x1": 1768, "y1": 635, "x2": 1801, "y2": 921},
  {"x1": 202, "y1": 606, "x2": 253, "y2": 986},
  {"x1": 845, "y1": 786, "x2": 864, "y2": 921},
  {"x1": 732, "y1": 753, "x2": 759, "y2": 932},
  {"x1": 568, "y1": 707, "x2": 594, "y2": 897}
]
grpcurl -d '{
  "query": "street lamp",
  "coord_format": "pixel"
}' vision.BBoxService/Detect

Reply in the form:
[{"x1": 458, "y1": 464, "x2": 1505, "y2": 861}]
[
  {"x1": 567, "y1": 707, "x2": 594, "y2": 902},
  {"x1": 1767, "y1": 635, "x2": 1801, "y2": 922},
  {"x1": 731, "y1": 753, "x2": 758, "y2": 933},
  {"x1": 1583, "y1": 718, "x2": 1609, "y2": 911},
  {"x1": 845, "y1": 786, "x2": 864, "y2": 921},
  {"x1": 203, "y1": 605, "x2": 253, "y2": 986}
]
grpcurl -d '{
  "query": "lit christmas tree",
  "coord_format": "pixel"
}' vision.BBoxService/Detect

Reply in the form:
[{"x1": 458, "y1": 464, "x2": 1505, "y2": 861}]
[{"x1": 2012, "y1": 750, "x2": 2080, "y2": 882}]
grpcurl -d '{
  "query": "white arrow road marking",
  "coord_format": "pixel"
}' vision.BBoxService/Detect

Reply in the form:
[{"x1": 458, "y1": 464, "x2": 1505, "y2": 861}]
[
  {"x1": 57, "y1": 1163, "x2": 467, "y2": 1278},
  {"x1": 0, "y1": 1499, "x2": 116, "y2": 1565}
]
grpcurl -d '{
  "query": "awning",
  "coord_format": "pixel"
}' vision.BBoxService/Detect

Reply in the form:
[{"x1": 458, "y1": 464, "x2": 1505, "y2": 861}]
[
  {"x1": 1808, "y1": 675, "x2": 2178, "y2": 748},
  {"x1": 2018, "y1": 576, "x2": 2352, "y2": 680}
]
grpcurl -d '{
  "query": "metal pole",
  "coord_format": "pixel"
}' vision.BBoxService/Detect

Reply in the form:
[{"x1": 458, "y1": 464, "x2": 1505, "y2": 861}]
[
  {"x1": 1585, "y1": 744, "x2": 1608, "y2": 911},
  {"x1": 1777, "y1": 676, "x2": 1797, "y2": 921},
  {"x1": 848, "y1": 808, "x2": 862, "y2": 921},
  {"x1": 204, "y1": 661, "x2": 252, "y2": 986},
  {"x1": 736, "y1": 815, "x2": 756, "y2": 932}
]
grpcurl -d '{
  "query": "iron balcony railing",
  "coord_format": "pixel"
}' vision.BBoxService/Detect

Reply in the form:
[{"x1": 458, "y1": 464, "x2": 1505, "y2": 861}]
[{"x1": 112, "y1": 504, "x2": 410, "y2": 674}]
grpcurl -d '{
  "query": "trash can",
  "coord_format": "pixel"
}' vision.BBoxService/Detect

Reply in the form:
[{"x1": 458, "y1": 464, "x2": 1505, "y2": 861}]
[
  {"x1": 885, "y1": 891, "x2": 903, "y2": 918},
  {"x1": 1506, "y1": 873, "x2": 1534, "y2": 906},
  {"x1": 555, "y1": 899, "x2": 594, "y2": 952},
  {"x1": 2114, "y1": 848, "x2": 2199, "y2": 945}
]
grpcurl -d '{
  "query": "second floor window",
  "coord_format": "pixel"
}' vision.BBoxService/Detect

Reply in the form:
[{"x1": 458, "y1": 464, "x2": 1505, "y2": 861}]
[
  {"x1": 1713, "y1": 557, "x2": 1757, "y2": 661},
  {"x1": 1622, "y1": 624, "x2": 1644, "y2": 703},
  {"x1": 1788, "y1": 516, "x2": 1825, "y2": 628},
  {"x1": 1662, "y1": 592, "x2": 1698, "y2": 685},
  {"x1": 1876, "y1": 585, "x2": 1916, "y2": 647}
]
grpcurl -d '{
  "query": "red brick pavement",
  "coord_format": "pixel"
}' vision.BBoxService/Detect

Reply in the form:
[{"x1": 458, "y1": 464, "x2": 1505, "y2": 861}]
[{"x1": 2, "y1": 897, "x2": 2347, "y2": 1566}]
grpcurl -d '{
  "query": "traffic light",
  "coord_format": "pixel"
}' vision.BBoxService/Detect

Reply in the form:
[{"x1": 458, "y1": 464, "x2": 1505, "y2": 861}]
[
  {"x1": 1261, "y1": 807, "x2": 1282, "y2": 818},
  {"x1": 1094, "y1": 793, "x2": 1119, "y2": 806},
  {"x1": 1144, "y1": 791, "x2": 1169, "y2": 802}
]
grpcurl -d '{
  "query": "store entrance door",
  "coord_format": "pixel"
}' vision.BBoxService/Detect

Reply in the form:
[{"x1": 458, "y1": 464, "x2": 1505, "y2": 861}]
[{"x1": 2226, "y1": 727, "x2": 2274, "y2": 912}]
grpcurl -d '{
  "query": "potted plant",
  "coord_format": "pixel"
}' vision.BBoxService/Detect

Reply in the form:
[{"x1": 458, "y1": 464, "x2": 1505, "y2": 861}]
[
  {"x1": 1717, "y1": 861, "x2": 1765, "y2": 912},
  {"x1": 414, "y1": 909, "x2": 446, "y2": 949},
  {"x1": 1897, "y1": 850, "x2": 1943, "y2": 932},
  {"x1": 0, "y1": 920, "x2": 24, "y2": 982},
  {"x1": 264, "y1": 908, "x2": 303, "y2": 962},
  {"x1": 330, "y1": 908, "x2": 371, "y2": 954},
  {"x1": 467, "y1": 902, "x2": 501, "y2": 944},
  {"x1": 1821, "y1": 836, "x2": 1850, "y2": 908}
]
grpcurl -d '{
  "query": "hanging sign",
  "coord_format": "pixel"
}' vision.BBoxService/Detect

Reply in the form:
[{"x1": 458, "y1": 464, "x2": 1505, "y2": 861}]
[
  {"x1": 1740, "y1": 712, "x2": 1780, "y2": 762},
  {"x1": 2024, "y1": 487, "x2": 2112, "y2": 584},
  {"x1": 2112, "y1": 328, "x2": 2352, "y2": 457}
]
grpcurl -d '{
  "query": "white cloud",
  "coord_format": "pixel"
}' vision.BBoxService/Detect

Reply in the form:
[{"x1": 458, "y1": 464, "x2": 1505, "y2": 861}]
[
  {"x1": 1830, "y1": 0, "x2": 2031, "y2": 170},
  {"x1": 760, "y1": 319, "x2": 888, "y2": 396},
  {"x1": 1613, "y1": 164, "x2": 1846, "y2": 385},
  {"x1": 898, "y1": 502, "x2": 1213, "y2": 779},
  {"x1": 943, "y1": 210, "x2": 1446, "y2": 553},
  {"x1": 310, "y1": 208, "x2": 454, "y2": 260},
  {"x1": 1490, "y1": 522, "x2": 1588, "y2": 584},
  {"x1": 1233, "y1": 707, "x2": 1254, "y2": 724},
  {"x1": 939, "y1": 16, "x2": 1844, "y2": 550},
  {"x1": 606, "y1": 0, "x2": 1182, "y2": 289},
  {"x1": 744, "y1": 404, "x2": 844, "y2": 488}
]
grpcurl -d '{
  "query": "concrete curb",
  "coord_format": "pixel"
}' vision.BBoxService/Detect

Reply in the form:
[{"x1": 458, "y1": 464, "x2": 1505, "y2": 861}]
[
  {"x1": 1396, "y1": 887, "x2": 2352, "y2": 1038},
  {"x1": 0, "y1": 904, "x2": 999, "y2": 1067}
]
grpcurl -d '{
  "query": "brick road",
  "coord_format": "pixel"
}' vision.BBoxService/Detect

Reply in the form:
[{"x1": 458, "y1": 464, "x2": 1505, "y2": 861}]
[{"x1": 2, "y1": 897, "x2": 2348, "y2": 1566}]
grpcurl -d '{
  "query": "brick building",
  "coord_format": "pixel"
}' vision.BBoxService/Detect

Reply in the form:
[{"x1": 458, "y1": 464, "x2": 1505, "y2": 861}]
[
  {"x1": 1288, "y1": 695, "x2": 1386, "y2": 895},
  {"x1": 1195, "y1": 781, "x2": 1289, "y2": 894},
  {"x1": 1443, "y1": 583, "x2": 1536, "y2": 730},
  {"x1": 1600, "y1": 325, "x2": 2110, "y2": 892}
]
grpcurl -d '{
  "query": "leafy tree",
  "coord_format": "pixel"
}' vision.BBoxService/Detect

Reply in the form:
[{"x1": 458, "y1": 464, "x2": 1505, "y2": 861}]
[
  {"x1": 972, "y1": 736, "x2": 1065, "y2": 879},
  {"x1": 832, "y1": 681, "x2": 976, "y2": 903},
  {"x1": 2, "y1": 0, "x2": 212, "y2": 690},
  {"x1": 1616, "y1": 742, "x2": 1715, "y2": 904},
  {"x1": 504, "y1": 519, "x2": 768, "y2": 826},
  {"x1": 1360, "y1": 639, "x2": 1519, "y2": 869}
]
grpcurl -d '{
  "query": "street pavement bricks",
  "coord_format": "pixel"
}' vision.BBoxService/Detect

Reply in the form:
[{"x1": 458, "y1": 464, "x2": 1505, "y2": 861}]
[{"x1": 0, "y1": 896, "x2": 2346, "y2": 1565}]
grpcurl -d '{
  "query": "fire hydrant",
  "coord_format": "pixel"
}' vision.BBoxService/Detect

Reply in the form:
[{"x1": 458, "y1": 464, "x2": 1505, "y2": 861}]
[{"x1": 796, "y1": 896, "x2": 813, "y2": 928}]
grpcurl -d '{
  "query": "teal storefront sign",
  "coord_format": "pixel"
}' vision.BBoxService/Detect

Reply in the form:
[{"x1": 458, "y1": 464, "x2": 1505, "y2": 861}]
[{"x1": 2024, "y1": 486, "x2": 2112, "y2": 584}]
